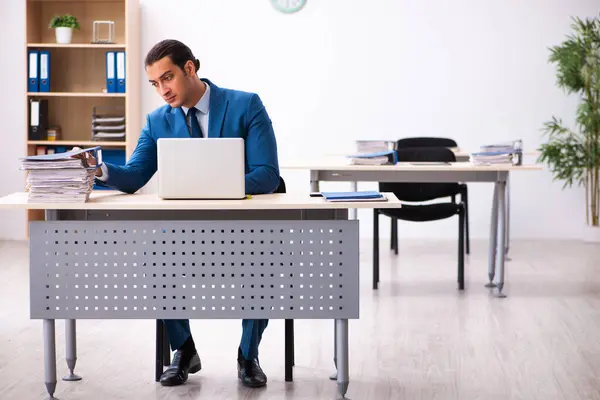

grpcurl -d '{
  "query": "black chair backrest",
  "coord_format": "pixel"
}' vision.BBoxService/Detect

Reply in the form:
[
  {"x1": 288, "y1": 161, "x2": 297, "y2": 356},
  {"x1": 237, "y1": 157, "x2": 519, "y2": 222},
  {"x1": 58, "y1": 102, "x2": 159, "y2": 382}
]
[
  {"x1": 274, "y1": 176, "x2": 286, "y2": 194},
  {"x1": 379, "y1": 147, "x2": 458, "y2": 202},
  {"x1": 396, "y1": 137, "x2": 458, "y2": 149}
]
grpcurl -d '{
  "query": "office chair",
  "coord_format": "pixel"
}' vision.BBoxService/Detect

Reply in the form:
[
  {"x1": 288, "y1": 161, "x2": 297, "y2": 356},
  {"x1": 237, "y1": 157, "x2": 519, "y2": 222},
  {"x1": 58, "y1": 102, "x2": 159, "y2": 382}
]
[
  {"x1": 373, "y1": 147, "x2": 466, "y2": 290},
  {"x1": 391, "y1": 137, "x2": 470, "y2": 255},
  {"x1": 154, "y1": 176, "x2": 294, "y2": 382}
]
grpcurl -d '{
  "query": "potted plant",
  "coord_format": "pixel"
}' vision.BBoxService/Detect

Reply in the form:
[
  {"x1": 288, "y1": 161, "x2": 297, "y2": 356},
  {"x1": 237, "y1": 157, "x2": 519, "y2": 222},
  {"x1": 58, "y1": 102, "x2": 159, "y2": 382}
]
[
  {"x1": 538, "y1": 15, "x2": 600, "y2": 242},
  {"x1": 49, "y1": 14, "x2": 81, "y2": 44}
]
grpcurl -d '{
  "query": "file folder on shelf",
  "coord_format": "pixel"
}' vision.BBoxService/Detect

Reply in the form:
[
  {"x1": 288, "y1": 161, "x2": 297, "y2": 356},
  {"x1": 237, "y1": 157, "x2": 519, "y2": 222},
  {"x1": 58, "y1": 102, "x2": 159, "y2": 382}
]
[
  {"x1": 39, "y1": 50, "x2": 50, "y2": 92},
  {"x1": 321, "y1": 191, "x2": 388, "y2": 202},
  {"x1": 116, "y1": 51, "x2": 126, "y2": 93},
  {"x1": 28, "y1": 99, "x2": 48, "y2": 140},
  {"x1": 105, "y1": 51, "x2": 117, "y2": 93},
  {"x1": 28, "y1": 50, "x2": 39, "y2": 92}
]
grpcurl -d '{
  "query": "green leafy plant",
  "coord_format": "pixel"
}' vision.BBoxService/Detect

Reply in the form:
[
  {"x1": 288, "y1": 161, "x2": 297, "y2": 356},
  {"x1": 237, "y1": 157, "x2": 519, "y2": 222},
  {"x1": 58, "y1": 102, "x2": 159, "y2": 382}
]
[
  {"x1": 48, "y1": 14, "x2": 81, "y2": 30},
  {"x1": 538, "y1": 15, "x2": 600, "y2": 227}
]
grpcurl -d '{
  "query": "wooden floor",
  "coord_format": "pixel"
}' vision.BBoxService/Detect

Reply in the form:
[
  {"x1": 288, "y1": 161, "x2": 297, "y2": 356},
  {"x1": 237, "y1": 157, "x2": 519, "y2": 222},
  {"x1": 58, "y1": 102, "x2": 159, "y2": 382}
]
[{"x1": 2, "y1": 238, "x2": 600, "y2": 400}]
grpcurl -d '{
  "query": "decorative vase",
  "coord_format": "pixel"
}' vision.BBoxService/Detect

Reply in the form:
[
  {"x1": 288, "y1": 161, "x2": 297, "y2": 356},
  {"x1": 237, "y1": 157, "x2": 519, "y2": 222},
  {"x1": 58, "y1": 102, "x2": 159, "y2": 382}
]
[
  {"x1": 583, "y1": 224, "x2": 600, "y2": 243},
  {"x1": 55, "y1": 27, "x2": 72, "y2": 44}
]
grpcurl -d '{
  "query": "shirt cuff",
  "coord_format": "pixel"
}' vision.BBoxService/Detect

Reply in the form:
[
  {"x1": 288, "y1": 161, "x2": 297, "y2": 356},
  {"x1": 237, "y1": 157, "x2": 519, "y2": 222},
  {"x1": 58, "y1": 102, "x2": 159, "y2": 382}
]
[{"x1": 96, "y1": 163, "x2": 109, "y2": 182}]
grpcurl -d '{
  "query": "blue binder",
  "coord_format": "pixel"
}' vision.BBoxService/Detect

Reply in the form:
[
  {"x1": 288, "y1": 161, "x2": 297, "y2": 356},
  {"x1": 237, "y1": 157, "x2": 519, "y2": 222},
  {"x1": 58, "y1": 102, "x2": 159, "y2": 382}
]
[
  {"x1": 39, "y1": 51, "x2": 50, "y2": 92},
  {"x1": 116, "y1": 51, "x2": 126, "y2": 93},
  {"x1": 28, "y1": 50, "x2": 39, "y2": 92},
  {"x1": 105, "y1": 51, "x2": 117, "y2": 93},
  {"x1": 321, "y1": 191, "x2": 386, "y2": 202}
]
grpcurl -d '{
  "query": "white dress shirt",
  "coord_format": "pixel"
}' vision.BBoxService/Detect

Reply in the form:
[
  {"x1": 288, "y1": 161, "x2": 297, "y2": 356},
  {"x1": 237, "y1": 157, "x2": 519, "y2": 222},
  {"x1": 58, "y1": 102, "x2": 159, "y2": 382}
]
[{"x1": 98, "y1": 81, "x2": 211, "y2": 182}]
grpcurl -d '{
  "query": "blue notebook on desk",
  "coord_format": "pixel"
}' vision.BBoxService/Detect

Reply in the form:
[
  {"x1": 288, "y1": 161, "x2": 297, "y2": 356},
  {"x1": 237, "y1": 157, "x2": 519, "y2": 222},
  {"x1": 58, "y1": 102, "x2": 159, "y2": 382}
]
[{"x1": 321, "y1": 191, "x2": 388, "y2": 202}]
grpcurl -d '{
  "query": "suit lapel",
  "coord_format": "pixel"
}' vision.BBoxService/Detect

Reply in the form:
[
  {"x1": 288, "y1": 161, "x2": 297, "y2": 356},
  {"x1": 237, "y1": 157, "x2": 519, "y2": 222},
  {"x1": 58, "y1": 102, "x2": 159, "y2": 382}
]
[
  {"x1": 166, "y1": 108, "x2": 190, "y2": 138},
  {"x1": 205, "y1": 79, "x2": 228, "y2": 138}
]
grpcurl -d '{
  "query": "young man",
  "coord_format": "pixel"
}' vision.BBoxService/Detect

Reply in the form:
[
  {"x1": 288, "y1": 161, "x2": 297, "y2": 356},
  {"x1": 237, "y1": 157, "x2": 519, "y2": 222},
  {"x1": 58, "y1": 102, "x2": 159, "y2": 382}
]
[{"x1": 87, "y1": 39, "x2": 280, "y2": 388}]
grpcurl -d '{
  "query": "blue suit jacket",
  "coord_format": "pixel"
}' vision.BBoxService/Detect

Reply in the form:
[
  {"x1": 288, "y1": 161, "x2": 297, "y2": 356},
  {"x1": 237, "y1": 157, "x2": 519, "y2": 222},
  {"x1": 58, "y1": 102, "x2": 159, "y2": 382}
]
[{"x1": 99, "y1": 78, "x2": 280, "y2": 195}]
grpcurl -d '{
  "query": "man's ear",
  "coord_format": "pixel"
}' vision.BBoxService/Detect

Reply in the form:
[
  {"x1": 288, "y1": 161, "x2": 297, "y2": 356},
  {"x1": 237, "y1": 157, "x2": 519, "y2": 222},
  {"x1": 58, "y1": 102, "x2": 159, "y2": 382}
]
[{"x1": 185, "y1": 60, "x2": 195, "y2": 77}]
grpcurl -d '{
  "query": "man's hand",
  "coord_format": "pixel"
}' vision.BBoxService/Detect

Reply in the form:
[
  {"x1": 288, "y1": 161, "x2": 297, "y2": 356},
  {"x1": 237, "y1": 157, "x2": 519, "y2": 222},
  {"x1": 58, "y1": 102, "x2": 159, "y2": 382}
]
[{"x1": 70, "y1": 147, "x2": 102, "y2": 177}]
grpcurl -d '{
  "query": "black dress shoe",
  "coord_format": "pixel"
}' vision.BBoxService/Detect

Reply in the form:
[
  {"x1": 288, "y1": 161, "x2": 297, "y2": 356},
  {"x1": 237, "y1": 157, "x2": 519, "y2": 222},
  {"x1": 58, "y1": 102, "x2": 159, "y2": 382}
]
[
  {"x1": 237, "y1": 353, "x2": 267, "y2": 388},
  {"x1": 160, "y1": 349, "x2": 201, "y2": 387}
]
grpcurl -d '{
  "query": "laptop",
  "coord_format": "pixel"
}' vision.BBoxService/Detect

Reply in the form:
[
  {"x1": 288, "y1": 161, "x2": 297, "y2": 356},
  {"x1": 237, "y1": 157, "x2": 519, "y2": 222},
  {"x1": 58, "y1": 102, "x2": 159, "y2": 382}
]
[{"x1": 157, "y1": 138, "x2": 246, "y2": 199}]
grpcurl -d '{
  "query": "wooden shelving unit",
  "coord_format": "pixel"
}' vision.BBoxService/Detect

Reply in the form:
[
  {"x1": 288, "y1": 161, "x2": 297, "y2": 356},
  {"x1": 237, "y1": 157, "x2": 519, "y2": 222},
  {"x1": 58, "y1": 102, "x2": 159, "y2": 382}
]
[
  {"x1": 28, "y1": 92, "x2": 126, "y2": 97},
  {"x1": 28, "y1": 140, "x2": 126, "y2": 147},
  {"x1": 28, "y1": 43, "x2": 126, "y2": 49},
  {"x1": 25, "y1": 0, "x2": 140, "y2": 225}
]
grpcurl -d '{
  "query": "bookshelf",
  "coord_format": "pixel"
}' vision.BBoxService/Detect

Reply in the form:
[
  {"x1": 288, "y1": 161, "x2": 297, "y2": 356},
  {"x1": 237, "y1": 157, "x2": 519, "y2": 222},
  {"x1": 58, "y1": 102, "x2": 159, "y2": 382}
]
[{"x1": 25, "y1": 0, "x2": 140, "y2": 224}]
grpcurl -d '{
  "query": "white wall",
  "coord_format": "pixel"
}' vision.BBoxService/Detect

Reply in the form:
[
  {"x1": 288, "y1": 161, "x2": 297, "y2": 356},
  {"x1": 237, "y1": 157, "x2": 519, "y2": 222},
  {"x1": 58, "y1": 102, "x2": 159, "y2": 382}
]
[
  {"x1": 0, "y1": 0, "x2": 596, "y2": 240},
  {"x1": 0, "y1": 1, "x2": 26, "y2": 240},
  {"x1": 137, "y1": 0, "x2": 593, "y2": 241}
]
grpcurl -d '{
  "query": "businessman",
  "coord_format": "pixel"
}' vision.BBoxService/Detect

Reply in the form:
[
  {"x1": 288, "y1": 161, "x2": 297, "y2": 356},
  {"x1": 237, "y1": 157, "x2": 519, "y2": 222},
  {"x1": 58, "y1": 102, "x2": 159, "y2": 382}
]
[{"x1": 83, "y1": 39, "x2": 280, "y2": 388}]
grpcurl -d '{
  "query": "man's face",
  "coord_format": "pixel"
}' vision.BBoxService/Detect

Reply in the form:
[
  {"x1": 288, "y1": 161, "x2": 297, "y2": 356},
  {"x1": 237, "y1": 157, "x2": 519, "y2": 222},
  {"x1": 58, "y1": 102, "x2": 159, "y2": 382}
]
[{"x1": 146, "y1": 56, "x2": 193, "y2": 108}]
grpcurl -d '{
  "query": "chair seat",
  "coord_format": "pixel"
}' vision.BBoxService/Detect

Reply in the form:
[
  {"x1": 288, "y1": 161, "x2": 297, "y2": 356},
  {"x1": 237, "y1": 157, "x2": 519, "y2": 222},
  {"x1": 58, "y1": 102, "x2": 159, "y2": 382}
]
[{"x1": 379, "y1": 202, "x2": 460, "y2": 222}]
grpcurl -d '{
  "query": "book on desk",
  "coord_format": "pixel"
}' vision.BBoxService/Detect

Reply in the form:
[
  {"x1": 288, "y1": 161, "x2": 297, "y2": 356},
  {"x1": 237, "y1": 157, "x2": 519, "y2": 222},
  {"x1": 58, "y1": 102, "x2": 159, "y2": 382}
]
[{"x1": 321, "y1": 191, "x2": 388, "y2": 202}]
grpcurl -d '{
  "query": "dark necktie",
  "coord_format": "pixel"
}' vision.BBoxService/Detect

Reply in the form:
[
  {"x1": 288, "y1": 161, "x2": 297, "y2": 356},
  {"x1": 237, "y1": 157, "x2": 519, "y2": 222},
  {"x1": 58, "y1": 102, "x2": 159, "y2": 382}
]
[{"x1": 187, "y1": 107, "x2": 202, "y2": 138}]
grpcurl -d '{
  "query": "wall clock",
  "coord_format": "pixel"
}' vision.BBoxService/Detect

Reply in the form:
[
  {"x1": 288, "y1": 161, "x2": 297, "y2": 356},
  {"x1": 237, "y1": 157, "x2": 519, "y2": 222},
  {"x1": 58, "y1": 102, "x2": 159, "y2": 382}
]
[{"x1": 271, "y1": 0, "x2": 307, "y2": 14}]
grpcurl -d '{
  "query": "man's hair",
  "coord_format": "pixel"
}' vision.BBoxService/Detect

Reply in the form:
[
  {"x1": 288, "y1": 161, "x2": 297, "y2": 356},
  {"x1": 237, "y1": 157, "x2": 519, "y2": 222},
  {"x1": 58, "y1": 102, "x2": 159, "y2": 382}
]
[{"x1": 145, "y1": 39, "x2": 200, "y2": 73}]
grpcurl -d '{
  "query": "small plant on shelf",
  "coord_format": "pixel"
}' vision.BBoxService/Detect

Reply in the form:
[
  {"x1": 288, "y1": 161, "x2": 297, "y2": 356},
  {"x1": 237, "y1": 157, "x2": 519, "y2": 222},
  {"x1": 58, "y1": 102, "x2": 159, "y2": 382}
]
[{"x1": 49, "y1": 14, "x2": 81, "y2": 44}]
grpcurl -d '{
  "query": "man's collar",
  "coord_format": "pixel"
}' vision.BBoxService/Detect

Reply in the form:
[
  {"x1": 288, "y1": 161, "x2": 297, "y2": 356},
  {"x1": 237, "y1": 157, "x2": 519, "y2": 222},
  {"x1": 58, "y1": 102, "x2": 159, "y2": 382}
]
[{"x1": 181, "y1": 80, "x2": 211, "y2": 115}]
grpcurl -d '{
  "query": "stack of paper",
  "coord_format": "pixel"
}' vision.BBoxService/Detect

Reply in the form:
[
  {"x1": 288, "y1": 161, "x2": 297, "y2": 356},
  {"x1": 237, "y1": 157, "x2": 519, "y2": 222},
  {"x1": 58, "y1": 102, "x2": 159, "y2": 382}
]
[
  {"x1": 470, "y1": 140, "x2": 523, "y2": 165},
  {"x1": 347, "y1": 149, "x2": 398, "y2": 165},
  {"x1": 19, "y1": 147, "x2": 101, "y2": 203},
  {"x1": 92, "y1": 106, "x2": 126, "y2": 141},
  {"x1": 469, "y1": 152, "x2": 514, "y2": 165},
  {"x1": 355, "y1": 140, "x2": 395, "y2": 154}
]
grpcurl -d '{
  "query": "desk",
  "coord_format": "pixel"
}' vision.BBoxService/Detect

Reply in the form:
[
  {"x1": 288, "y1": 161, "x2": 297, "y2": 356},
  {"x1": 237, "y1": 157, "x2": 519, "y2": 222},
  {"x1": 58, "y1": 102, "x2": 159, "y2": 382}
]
[
  {"x1": 281, "y1": 159, "x2": 543, "y2": 296},
  {"x1": 288, "y1": 150, "x2": 540, "y2": 257},
  {"x1": 451, "y1": 151, "x2": 539, "y2": 255},
  {"x1": 0, "y1": 191, "x2": 400, "y2": 399}
]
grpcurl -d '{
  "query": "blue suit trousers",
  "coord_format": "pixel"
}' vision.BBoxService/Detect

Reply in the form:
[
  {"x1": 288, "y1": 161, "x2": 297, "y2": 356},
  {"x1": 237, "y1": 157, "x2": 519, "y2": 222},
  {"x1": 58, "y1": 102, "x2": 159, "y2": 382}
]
[{"x1": 163, "y1": 318, "x2": 268, "y2": 360}]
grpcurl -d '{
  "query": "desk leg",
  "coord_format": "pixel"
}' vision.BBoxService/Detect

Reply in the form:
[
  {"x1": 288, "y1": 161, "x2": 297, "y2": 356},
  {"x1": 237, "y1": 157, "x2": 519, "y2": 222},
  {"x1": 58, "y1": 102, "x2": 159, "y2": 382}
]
[
  {"x1": 329, "y1": 321, "x2": 338, "y2": 380},
  {"x1": 44, "y1": 319, "x2": 57, "y2": 399},
  {"x1": 63, "y1": 319, "x2": 81, "y2": 381},
  {"x1": 495, "y1": 181, "x2": 508, "y2": 298},
  {"x1": 285, "y1": 319, "x2": 294, "y2": 382},
  {"x1": 335, "y1": 319, "x2": 349, "y2": 398},
  {"x1": 504, "y1": 174, "x2": 511, "y2": 261},
  {"x1": 310, "y1": 170, "x2": 319, "y2": 192},
  {"x1": 349, "y1": 182, "x2": 358, "y2": 220},
  {"x1": 486, "y1": 184, "x2": 499, "y2": 288}
]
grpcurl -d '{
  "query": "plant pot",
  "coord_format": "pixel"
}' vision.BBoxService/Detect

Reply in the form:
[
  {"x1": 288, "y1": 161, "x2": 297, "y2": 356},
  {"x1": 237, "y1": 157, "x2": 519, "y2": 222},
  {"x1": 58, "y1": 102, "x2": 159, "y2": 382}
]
[
  {"x1": 583, "y1": 224, "x2": 600, "y2": 243},
  {"x1": 55, "y1": 27, "x2": 72, "y2": 44}
]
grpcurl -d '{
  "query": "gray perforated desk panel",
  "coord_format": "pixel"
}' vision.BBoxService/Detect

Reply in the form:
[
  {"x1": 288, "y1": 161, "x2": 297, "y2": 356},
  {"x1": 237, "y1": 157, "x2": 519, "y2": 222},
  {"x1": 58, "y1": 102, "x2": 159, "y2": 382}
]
[
  {"x1": 31, "y1": 207, "x2": 356, "y2": 399},
  {"x1": 30, "y1": 219, "x2": 359, "y2": 320}
]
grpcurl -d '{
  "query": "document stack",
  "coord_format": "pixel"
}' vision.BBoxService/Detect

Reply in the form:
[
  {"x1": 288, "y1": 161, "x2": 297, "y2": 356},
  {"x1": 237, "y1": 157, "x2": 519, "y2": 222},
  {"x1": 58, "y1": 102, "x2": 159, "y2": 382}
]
[
  {"x1": 470, "y1": 140, "x2": 523, "y2": 165},
  {"x1": 19, "y1": 147, "x2": 101, "y2": 203},
  {"x1": 347, "y1": 150, "x2": 398, "y2": 165},
  {"x1": 348, "y1": 140, "x2": 398, "y2": 165},
  {"x1": 355, "y1": 140, "x2": 396, "y2": 153},
  {"x1": 91, "y1": 105, "x2": 126, "y2": 142}
]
